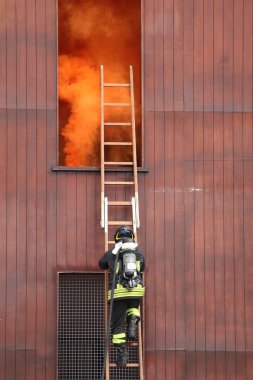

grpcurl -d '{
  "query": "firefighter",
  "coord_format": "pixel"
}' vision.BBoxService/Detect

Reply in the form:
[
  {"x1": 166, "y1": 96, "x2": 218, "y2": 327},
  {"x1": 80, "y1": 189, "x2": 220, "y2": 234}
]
[{"x1": 99, "y1": 226, "x2": 145, "y2": 367}]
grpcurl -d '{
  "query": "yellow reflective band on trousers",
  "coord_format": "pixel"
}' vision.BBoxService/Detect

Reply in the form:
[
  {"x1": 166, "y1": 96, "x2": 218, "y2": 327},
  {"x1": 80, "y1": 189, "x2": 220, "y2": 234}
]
[
  {"x1": 112, "y1": 332, "x2": 126, "y2": 344},
  {"x1": 126, "y1": 307, "x2": 140, "y2": 317},
  {"x1": 108, "y1": 284, "x2": 145, "y2": 300}
]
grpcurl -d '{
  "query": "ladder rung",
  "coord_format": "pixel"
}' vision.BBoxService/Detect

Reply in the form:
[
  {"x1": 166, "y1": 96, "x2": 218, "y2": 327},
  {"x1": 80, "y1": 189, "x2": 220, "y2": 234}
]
[
  {"x1": 108, "y1": 241, "x2": 115, "y2": 244},
  {"x1": 109, "y1": 341, "x2": 138, "y2": 347},
  {"x1": 108, "y1": 201, "x2": 132, "y2": 206},
  {"x1": 128, "y1": 342, "x2": 138, "y2": 346},
  {"x1": 104, "y1": 122, "x2": 131, "y2": 126},
  {"x1": 104, "y1": 83, "x2": 130, "y2": 87},
  {"x1": 104, "y1": 102, "x2": 130, "y2": 106},
  {"x1": 104, "y1": 142, "x2": 132, "y2": 146},
  {"x1": 109, "y1": 363, "x2": 140, "y2": 368},
  {"x1": 108, "y1": 221, "x2": 133, "y2": 226},
  {"x1": 105, "y1": 181, "x2": 134, "y2": 185},
  {"x1": 104, "y1": 162, "x2": 133, "y2": 165}
]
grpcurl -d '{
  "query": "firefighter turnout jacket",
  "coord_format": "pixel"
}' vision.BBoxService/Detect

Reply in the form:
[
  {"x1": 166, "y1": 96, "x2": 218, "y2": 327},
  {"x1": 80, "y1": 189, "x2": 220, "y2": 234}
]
[{"x1": 99, "y1": 246, "x2": 145, "y2": 301}]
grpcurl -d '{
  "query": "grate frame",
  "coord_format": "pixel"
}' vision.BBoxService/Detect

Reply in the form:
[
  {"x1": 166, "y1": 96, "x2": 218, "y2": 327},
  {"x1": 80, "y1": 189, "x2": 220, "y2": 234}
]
[
  {"x1": 57, "y1": 272, "x2": 105, "y2": 380},
  {"x1": 56, "y1": 271, "x2": 140, "y2": 380}
]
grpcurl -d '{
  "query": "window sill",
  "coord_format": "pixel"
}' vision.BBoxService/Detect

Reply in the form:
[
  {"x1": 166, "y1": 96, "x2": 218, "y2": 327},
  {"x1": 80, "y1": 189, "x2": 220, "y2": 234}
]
[{"x1": 51, "y1": 166, "x2": 149, "y2": 173}]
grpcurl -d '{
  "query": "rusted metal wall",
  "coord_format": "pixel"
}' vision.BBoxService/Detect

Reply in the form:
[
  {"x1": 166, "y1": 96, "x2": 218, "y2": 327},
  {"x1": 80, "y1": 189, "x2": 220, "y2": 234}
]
[{"x1": 0, "y1": 0, "x2": 253, "y2": 379}]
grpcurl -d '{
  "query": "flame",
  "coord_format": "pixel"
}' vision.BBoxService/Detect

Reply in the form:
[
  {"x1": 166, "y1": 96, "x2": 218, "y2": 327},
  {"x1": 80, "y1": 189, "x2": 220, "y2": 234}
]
[{"x1": 58, "y1": 0, "x2": 141, "y2": 166}]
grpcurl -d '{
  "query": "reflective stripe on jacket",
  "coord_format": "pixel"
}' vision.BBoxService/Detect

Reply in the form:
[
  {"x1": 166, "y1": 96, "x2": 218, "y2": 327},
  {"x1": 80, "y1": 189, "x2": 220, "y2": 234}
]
[{"x1": 108, "y1": 283, "x2": 145, "y2": 301}]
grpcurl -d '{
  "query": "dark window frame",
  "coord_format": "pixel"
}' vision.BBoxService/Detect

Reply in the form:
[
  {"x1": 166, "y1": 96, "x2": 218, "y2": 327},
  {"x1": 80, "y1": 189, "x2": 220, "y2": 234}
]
[{"x1": 55, "y1": 0, "x2": 144, "y2": 171}]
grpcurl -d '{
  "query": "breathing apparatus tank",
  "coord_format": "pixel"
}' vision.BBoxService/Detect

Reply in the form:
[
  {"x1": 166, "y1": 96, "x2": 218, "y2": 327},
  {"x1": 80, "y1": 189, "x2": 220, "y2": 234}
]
[
  {"x1": 122, "y1": 252, "x2": 137, "y2": 279},
  {"x1": 119, "y1": 241, "x2": 139, "y2": 289}
]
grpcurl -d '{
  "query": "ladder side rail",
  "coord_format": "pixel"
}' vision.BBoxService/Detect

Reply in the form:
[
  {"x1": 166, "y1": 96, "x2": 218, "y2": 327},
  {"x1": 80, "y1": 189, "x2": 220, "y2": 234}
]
[
  {"x1": 104, "y1": 197, "x2": 109, "y2": 250},
  {"x1": 130, "y1": 67, "x2": 143, "y2": 376},
  {"x1": 104, "y1": 268, "x2": 109, "y2": 380},
  {"x1": 129, "y1": 65, "x2": 140, "y2": 229},
  {"x1": 138, "y1": 319, "x2": 144, "y2": 380},
  {"x1": 100, "y1": 65, "x2": 105, "y2": 228},
  {"x1": 104, "y1": 196, "x2": 110, "y2": 380}
]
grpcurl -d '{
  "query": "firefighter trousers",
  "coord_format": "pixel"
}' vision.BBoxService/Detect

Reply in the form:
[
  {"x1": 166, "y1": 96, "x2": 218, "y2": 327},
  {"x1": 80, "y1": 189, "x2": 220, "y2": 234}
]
[{"x1": 111, "y1": 299, "x2": 140, "y2": 345}]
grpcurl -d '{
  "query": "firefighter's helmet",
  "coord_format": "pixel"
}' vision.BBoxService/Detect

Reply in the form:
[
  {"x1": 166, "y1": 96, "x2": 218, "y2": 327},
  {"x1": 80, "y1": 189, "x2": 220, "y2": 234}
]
[{"x1": 114, "y1": 226, "x2": 135, "y2": 242}]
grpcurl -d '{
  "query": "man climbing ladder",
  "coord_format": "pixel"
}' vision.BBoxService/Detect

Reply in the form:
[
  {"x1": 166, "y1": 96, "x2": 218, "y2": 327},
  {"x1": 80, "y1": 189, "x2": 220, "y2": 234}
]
[{"x1": 99, "y1": 226, "x2": 145, "y2": 367}]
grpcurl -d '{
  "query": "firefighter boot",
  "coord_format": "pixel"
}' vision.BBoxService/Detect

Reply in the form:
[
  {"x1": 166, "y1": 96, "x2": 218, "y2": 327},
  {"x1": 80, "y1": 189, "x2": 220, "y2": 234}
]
[
  {"x1": 116, "y1": 344, "x2": 128, "y2": 367},
  {"x1": 127, "y1": 315, "x2": 140, "y2": 340}
]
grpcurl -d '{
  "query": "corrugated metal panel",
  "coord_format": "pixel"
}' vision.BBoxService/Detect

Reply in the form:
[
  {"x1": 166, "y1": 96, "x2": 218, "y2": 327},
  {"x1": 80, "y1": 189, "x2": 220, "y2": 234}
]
[{"x1": 1, "y1": 0, "x2": 253, "y2": 378}]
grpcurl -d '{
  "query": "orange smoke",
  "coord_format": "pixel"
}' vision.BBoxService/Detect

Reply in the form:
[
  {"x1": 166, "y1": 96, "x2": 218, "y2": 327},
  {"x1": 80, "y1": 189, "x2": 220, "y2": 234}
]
[{"x1": 58, "y1": 0, "x2": 141, "y2": 166}]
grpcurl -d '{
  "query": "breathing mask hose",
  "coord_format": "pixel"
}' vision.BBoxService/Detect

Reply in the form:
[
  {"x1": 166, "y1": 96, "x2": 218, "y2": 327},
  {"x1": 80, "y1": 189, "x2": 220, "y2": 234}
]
[{"x1": 101, "y1": 249, "x2": 120, "y2": 380}]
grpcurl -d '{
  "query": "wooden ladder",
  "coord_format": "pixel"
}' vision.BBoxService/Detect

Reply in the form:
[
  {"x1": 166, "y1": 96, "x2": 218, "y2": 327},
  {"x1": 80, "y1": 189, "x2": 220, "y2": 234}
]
[{"x1": 100, "y1": 65, "x2": 143, "y2": 380}]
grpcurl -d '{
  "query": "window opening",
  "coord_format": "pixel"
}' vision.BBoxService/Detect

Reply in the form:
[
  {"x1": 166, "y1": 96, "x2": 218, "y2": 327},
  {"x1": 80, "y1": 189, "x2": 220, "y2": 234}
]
[{"x1": 58, "y1": 0, "x2": 142, "y2": 167}]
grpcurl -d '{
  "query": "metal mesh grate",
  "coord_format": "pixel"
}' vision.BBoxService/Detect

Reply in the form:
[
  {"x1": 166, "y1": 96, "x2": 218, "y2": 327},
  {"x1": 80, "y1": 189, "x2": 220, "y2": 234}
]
[
  {"x1": 58, "y1": 273, "x2": 105, "y2": 379},
  {"x1": 57, "y1": 272, "x2": 141, "y2": 380}
]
